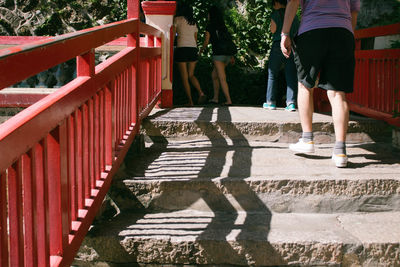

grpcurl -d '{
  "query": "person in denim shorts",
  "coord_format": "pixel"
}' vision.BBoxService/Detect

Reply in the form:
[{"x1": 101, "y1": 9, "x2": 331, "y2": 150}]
[
  {"x1": 280, "y1": 0, "x2": 360, "y2": 167},
  {"x1": 200, "y1": 5, "x2": 235, "y2": 106}
]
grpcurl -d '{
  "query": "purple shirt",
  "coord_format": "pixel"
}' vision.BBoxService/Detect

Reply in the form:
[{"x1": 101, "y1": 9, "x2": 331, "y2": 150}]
[{"x1": 292, "y1": 0, "x2": 360, "y2": 35}]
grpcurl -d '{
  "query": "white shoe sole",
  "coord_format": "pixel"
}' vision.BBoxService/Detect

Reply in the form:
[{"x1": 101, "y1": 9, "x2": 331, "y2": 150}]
[
  {"x1": 332, "y1": 155, "x2": 348, "y2": 168},
  {"x1": 289, "y1": 144, "x2": 315, "y2": 153}
]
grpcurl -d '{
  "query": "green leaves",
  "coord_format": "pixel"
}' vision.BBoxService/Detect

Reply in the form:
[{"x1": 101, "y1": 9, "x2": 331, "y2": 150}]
[{"x1": 182, "y1": 0, "x2": 273, "y2": 69}]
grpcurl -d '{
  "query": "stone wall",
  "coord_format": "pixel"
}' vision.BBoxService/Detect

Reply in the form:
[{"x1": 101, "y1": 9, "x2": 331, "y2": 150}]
[{"x1": 0, "y1": 0, "x2": 126, "y2": 36}]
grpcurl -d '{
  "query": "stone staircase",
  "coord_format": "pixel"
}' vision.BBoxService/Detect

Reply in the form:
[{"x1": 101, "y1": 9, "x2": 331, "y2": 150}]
[{"x1": 74, "y1": 107, "x2": 400, "y2": 267}]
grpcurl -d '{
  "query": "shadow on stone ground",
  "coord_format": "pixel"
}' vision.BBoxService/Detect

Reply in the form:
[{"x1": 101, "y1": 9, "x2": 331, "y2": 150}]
[{"x1": 79, "y1": 107, "x2": 287, "y2": 266}]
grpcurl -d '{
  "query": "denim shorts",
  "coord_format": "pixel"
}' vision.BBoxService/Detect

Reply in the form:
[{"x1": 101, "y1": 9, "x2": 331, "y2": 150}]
[{"x1": 212, "y1": 55, "x2": 231, "y2": 64}]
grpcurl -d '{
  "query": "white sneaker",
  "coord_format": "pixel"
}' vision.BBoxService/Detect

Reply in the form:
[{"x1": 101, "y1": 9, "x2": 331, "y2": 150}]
[
  {"x1": 289, "y1": 138, "x2": 315, "y2": 153},
  {"x1": 332, "y1": 154, "x2": 348, "y2": 168}
]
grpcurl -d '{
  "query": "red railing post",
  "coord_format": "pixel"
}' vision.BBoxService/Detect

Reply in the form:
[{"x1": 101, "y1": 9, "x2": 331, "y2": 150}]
[
  {"x1": 0, "y1": 172, "x2": 9, "y2": 267},
  {"x1": 77, "y1": 50, "x2": 95, "y2": 77},
  {"x1": 45, "y1": 130, "x2": 63, "y2": 258},
  {"x1": 142, "y1": 1, "x2": 176, "y2": 108},
  {"x1": 21, "y1": 153, "x2": 36, "y2": 267},
  {"x1": 0, "y1": 11, "x2": 163, "y2": 266},
  {"x1": 32, "y1": 142, "x2": 50, "y2": 267},
  {"x1": 8, "y1": 163, "x2": 24, "y2": 267},
  {"x1": 128, "y1": 0, "x2": 141, "y2": 130}
]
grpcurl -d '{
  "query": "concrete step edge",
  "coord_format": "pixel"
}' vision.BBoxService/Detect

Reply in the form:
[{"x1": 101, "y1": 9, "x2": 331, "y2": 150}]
[{"x1": 76, "y1": 211, "x2": 400, "y2": 266}]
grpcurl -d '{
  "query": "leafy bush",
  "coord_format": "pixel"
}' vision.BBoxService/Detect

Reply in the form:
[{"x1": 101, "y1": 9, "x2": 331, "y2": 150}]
[{"x1": 173, "y1": 0, "x2": 275, "y2": 105}]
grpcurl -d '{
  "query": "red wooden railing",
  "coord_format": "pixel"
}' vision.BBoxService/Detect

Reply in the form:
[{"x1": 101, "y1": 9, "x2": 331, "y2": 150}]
[
  {"x1": 0, "y1": 16, "x2": 162, "y2": 267},
  {"x1": 314, "y1": 23, "x2": 400, "y2": 127}
]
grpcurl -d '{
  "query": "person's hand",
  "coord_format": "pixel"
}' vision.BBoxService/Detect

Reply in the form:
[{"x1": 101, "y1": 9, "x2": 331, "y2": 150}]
[
  {"x1": 280, "y1": 35, "x2": 292, "y2": 58},
  {"x1": 230, "y1": 56, "x2": 235, "y2": 65}
]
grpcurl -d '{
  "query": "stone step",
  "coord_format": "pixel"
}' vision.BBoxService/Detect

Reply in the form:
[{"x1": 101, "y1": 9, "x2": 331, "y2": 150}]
[
  {"x1": 141, "y1": 107, "x2": 392, "y2": 143},
  {"x1": 109, "y1": 139, "x2": 400, "y2": 214},
  {"x1": 75, "y1": 210, "x2": 400, "y2": 266}
]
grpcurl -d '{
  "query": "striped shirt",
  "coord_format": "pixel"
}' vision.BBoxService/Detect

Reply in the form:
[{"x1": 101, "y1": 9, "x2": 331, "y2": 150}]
[{"x1": 292, "y1": 0, "x2": 361, "y2": 35}]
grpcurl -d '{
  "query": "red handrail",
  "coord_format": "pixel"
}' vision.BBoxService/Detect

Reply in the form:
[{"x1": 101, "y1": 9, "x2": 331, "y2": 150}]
[
  {"x1": 349, "y1": 23, "x2": 400, "y2": 127},
  {"x1": 313, "y1": 23, "x2": 400, "y2": 127},
  {"x1": 0, "y1": 17, "x2": 163, "y2": 266}
]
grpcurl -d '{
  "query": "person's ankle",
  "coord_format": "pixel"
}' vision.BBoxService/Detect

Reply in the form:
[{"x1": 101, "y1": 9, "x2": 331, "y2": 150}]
[
  {"x1": 302, "y1": 132, "x2": 313, "y2": 143},
  {"x1": 334, "y1": 141, "x2": 346, "y2": 155}
]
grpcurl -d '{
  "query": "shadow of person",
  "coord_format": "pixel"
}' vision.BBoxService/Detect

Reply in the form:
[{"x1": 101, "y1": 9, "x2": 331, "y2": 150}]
[
  {"x1": 81, "y1": 106, "x2": 284, "y2": 265},
  {"x1": 192, "y1": 106, "x2": 284, "y2": 266},
  {"x1": 346, "y1": 141, "x2": 400, "y2": 168}
]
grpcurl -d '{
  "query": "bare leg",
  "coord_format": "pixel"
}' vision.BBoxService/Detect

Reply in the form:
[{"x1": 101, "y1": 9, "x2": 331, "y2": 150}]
[
  {"x1": 178, "y1": 62, "x2": 193, "y2": 106},
  {"x1": 187, "y1": 61, "x2": 204, "y2": 96},
  {"x1": 297, "y1": 82, "x2": 314, "y2": 132},
  {"x1": 327, "y1": 90, "x2": 349, "y2": 142},
  {"x1": 214, "y1": 60, "x2": 232, "y2": 105},
  {"x1": 211, "y1": 66, "x2": 220, "y2": 102}
]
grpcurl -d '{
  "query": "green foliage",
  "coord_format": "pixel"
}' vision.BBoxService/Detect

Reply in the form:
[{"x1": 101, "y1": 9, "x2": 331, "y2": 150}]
[
  {"x1": 173, "y1": 57, "x2": 267, "y2": 106},
  {"x1": 0, "y1": 19, "x2": 15, "y2": 35},
  {"x1": 34, "y1": 12, "x2": 65, "y2": 36},
  {"x1": 390, "y1": 40, "x2": 400, "y2": 49},
  {"x1": 357, "y1": 0, "x2": 400, "y2": 28},
  {"x1": 177, "y1": 0, "x2": 273, "y2": 69}
]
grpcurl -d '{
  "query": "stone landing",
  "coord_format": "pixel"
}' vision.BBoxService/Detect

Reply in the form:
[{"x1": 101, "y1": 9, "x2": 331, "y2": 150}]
[{"x1": 74, "y1": 107, "x2": 400, "y2": 266}]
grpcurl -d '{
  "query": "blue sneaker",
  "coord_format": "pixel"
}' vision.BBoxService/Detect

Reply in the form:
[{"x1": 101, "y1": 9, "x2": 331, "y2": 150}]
[
  {"x1": 263, "y1": 102, "x2": 276, "y2": 110},
  {"x1": 285, "y1": 103, "x2": 296, "y2": 112}
]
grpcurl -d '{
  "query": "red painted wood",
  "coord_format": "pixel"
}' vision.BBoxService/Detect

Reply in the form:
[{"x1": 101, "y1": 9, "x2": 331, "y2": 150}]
[
  {"x1": 142, "y1": 1, "x2": 177, "y2": 15},
  {"x1": 0, "y1": 19, "x2": 138, "y2": 90},
  {"x1": 161, "y1": 88, "x2": 173, "y2": 108},
  {"x1": 0, "y1": 36, "x2": 49, "y2": 45},
  {"x1": 77, "y1": 50, "x2": 95, "y2": 77},
  {"x1": 7, "y1": 163, "x2": 24, "y2": 267},
  {"x1": 127, "y1": 0, "x2": 140, "y2": 19},
  {"x1": 74, "y1": 109, "x2": 84, "y2": 211},
  {"x1": 82, "y1": 104, "x2": 90, "y2": 200},
  {"x1": 59, "y1": 121, "x2": 71, "y2": 251},
  {"x1": 45, "y1": 130, "x2": 63, "y2": 256},
  {"x1": 0, "y1": 172, "x2": 9, "y2": 267},
  {"x1": 22, "y1": 153, "x2": 37, "y2": 267},
  {"x1": 0, "y1": 92, "x2": 50, "y2": 108},
  {"x1": 67, "y1": 115, "x2": 77, "y2": 223},
  {"x1": 88, "y1": 98, "x2": 95, "y2": 190},
  {"x1": 98, "y1": 91, "x2": 105, "y2": 175},
  {"x1": 32, "y1": 143, "x2": 50, "y2": 267},
  {"x1": 104, "y1": 85, "x2": 113, "y2": 167},
  {"x1": 0, "y1": 2, "x2": 163, "y2": 265},
  {"x1": 355, "y1": 22, "x2": 400, "y2": 39}
]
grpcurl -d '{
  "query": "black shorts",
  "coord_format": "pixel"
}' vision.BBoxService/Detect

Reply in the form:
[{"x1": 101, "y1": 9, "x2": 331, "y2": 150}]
[
  {"x1": 293, "y1": 28, "x2": 355, "y2": 93},
  {"x1": 174, "y1": 47, "x2": 198, "y2": 62}
]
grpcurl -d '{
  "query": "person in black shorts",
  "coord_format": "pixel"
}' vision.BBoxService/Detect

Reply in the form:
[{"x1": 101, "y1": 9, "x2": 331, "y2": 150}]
[
  {"x1": 173, "y1": 3, "x2": 207, "y2": 106},
  {"x1": 280, "y1": 0, "x2": 360, "y2": 168}
]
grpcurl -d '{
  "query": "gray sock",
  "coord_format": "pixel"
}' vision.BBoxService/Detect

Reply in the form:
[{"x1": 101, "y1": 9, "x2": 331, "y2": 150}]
[
  {"x1": 302, "y1": 132, "x2": 313, "y2": 142},
  {"x1": 334, "y1": 141, "x2": 346, "y2": 155}
]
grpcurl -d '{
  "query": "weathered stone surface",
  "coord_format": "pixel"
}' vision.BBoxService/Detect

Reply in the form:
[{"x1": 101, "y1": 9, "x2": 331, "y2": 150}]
[
  {"x1": 75, "y1": 211, "x2": 400, "y2": 266},
  {"x1": 76, "y1": 107, "x2": 400, "y2": 266},
  {"x1": 141, "y1": 107, "x2": 391, "y2": 143},
  {"x1": 110, "y1": 136, "x2": 400, "y2": 214}
]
